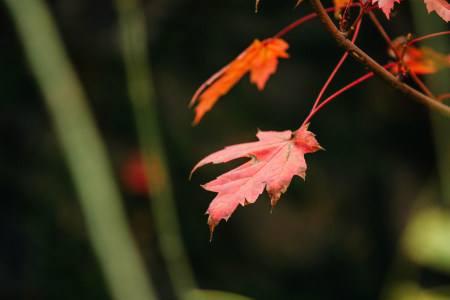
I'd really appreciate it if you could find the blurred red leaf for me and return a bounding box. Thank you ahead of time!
[389,36,450,75]
[121,152,149,195]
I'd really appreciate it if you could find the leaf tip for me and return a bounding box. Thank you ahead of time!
[295,0,304,8]
[191,111,202,126]
[208,216,217,241]
[269,189,283,208]
[189,165,201,180]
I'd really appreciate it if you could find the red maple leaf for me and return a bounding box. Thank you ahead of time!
[372,0,449,21]
[191,124,322,237]
[190,38,289,125]
[423,0,450,22]
[372,0,401,19]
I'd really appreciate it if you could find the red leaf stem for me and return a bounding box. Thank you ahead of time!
[301,62,397,126]
[311,17,363,111]
[408,31,450,46]
[274,3,361,38]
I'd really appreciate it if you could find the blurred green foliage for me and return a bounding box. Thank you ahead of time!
[403,207,450,273]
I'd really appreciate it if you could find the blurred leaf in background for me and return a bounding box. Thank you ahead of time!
[403,207,450,273]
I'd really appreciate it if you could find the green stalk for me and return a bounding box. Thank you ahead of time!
[410,4,450,202]
[3,0,156,299]
[381,8,450,300]
[113,0,198,299]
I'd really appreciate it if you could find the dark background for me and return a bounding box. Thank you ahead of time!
[1,0,449,299]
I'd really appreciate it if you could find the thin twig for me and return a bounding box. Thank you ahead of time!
[302,62,396,125]
[305,73,374,124]
[312,17,363,111]
[409,70,434,98]
[308,0,450,117]
[408,31,450,46]
[437,93,450,102]
[368,11,401,59]
[368,13,436,97]
[274,3,361,38]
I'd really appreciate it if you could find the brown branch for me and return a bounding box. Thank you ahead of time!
[308,0,450,117]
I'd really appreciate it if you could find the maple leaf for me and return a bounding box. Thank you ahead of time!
[190,38,289,125]
[191,124,322,237]
[423,0,450,22]
[389,36,450,74]
[402,47,450,74]
[372,0,401,19]
[372,0,449,21]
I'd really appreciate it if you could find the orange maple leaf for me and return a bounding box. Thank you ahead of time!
[389,36,450,75]
[403,47,450,74]
[190,38,289,125]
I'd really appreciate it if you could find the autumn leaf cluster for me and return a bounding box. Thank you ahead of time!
[190,0,450,237]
